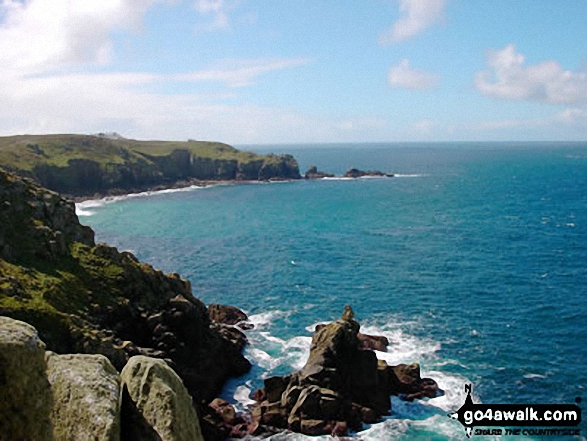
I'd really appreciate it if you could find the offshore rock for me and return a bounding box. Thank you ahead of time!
[46,352,121,441]
[120,355,203,441]
[250,307,441,436]
[0,316,53,441]
[304,165,334,179]
[342,168,393,178]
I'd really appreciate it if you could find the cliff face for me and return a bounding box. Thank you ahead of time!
[0,135,301,196]
[0,168,250,402]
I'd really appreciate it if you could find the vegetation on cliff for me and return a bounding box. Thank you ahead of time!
[0,134,301,196]
[0,168,250,405]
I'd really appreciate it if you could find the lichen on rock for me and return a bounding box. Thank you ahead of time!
[0,316,53,441]
[46,352,121,441]
[120,355,204,441]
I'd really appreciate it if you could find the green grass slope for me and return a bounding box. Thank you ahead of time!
[0,134,300,196]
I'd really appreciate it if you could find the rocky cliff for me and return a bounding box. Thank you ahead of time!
[0,134,301,197]
[0,168,250,406]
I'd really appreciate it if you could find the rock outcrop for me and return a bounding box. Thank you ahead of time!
[343,168,394,178]
[0,317,53,441]
[121,356,204,441]
[249,308,441,436]
[46,352,121,441]
[304,165,334,179]
[0,168,250,406]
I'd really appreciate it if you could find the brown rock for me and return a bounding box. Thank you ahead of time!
[208,304,249,326]
[300,419,332,436]
[357,332,389,351]
[209,398,239,425]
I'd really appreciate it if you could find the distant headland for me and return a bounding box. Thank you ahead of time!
[0,133,302,198]
[0,134,395,201]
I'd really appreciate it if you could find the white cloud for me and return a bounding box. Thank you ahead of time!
[194,0,234,32]
[335,117,387,131]
[379,0,446,45]
[411,118,437,135]
[553,108,587,125]
[0,0,162,74]
[0,0,314,143]
[468,108,587,134]
[172,58,311,87]
[475,44,587,105]
[388,59,439,90]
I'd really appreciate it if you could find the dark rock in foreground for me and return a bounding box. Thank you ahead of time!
[343,168,394,178]
[249,307,441,437]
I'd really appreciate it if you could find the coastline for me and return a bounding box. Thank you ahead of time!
[71,170,399,205]
[70,177,299,204]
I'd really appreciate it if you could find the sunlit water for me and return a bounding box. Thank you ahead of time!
[78,143,587,440]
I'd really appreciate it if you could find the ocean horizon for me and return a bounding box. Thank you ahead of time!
[77,142,587,440]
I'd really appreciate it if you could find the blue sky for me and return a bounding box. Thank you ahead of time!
[1,0,587,144]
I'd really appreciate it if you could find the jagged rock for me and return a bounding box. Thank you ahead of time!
[46,352,121,441]
[315,322,389,352]
[388,363,443,401]
[208,304,252,330]
[304,165,334,179]
[357,332,389,351]
[120,355,203,441]
[0,316,53,441]
[249,307,441,436]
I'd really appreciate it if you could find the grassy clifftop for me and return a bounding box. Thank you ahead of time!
[0,134,300,196]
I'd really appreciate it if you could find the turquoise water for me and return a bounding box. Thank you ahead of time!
[78,143,587,440]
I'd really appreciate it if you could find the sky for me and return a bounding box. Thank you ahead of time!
[1,0,587,145]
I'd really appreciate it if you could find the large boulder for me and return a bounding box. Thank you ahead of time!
[0,316,53,441]
[46,352,121,441]
[120,355,204,441]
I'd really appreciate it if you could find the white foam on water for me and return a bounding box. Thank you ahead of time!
[393,173,427,178]
[248,310,287,329]
[360,322,441,366]
[75,206,96,217]
[523,373,547,379]
[234,384,257,407]
[74,184,204,216]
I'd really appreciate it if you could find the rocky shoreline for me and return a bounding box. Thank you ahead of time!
[0,168,439,440]
[73,165,395,204]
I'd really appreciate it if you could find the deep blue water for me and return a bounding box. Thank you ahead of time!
[78,143,587,440]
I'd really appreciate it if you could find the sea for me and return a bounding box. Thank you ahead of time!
[77,142,587,440]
